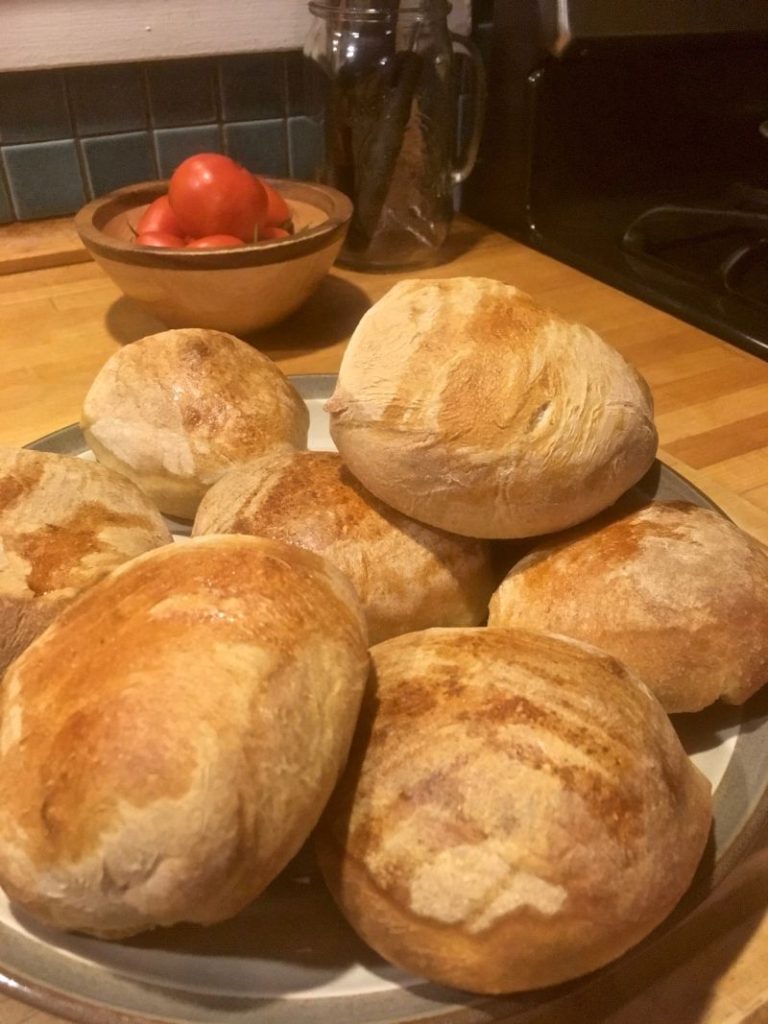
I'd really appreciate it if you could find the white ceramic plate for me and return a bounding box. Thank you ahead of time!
[3,373,768,1024]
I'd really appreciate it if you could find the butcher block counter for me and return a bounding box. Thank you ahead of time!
[1,215,768,1024]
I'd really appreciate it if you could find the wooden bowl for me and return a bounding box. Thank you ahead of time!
[75,179,353,335]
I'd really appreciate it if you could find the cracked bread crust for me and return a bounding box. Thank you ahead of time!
[316,627,711,994]
[0,535,368,938]
[326,277,657,539]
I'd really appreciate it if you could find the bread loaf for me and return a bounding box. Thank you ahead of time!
[488,500,768,713]
[193,450,497,643]
[0,447,171,677]
[326,277,657,538]
[81,328,309,520]
[0,535,368,938]
[316,627,711,994]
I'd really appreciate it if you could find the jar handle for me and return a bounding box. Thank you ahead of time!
[450,33,488,185]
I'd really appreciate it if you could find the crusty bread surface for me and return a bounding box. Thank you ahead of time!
[193,450,498,643]
[488,500,768,713]
[326,277,658,538]
[0,535,368,938]
[316,627,712,994]
[0,447,171,676]
[81,328,309,519]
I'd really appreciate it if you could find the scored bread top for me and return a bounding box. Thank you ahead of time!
[488,499,768,712]
[193,450,497,643]
[0,534,368,938]
[0,447,172,673]
[81,328,309,517]
[326,278,658,538]
[0,447,171,599]
[316,626,711,994]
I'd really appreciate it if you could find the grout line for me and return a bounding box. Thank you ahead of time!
[141,62,161,179]
[281,53,293,177]
[215,58,227,155]
[62,67,93,201]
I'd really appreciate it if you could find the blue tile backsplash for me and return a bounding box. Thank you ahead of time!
[68,65,149,137]
[0,70,72,144]
[224,120,289,179]
[219,54,287,123]
[154,125,223,179]
[0,51,325,222]
[146,59,218,129]
[81,132,157,197]
[3,141,86,219]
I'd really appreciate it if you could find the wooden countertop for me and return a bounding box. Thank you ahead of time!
[1,215,768,1024]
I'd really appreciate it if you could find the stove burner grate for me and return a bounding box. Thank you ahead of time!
[622,187,768,309]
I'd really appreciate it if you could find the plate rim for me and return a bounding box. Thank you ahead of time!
[5,370,768,1024]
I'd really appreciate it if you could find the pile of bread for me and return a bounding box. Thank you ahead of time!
[0,277,766,997]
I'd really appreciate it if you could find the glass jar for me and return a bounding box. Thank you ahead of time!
[304,0,486,271]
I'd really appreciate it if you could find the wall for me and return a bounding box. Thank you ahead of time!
[0,1,470,71]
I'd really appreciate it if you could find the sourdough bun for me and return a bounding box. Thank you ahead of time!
[0,447,171,676]
[316,627,711,994]
[81,328,309,519]
[0,535,368,938]
[488,500,768,713]
[193,450,497,643]
[326,277,657,538]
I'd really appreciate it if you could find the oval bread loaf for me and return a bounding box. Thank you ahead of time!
[488,500,768,713]
[193,450,498,643]
[81,328,309,520]
[316,627,712,994]
[0,447,172,676]
[326,277,658,538]
[0,535,368,938]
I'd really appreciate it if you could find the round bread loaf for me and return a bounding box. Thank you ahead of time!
[0,447,171,677]
[326,277,658,538]
[193,450,498,644]
[488,500,768,713]
[316,627,712,994]
[0,535,368,938]
[81,328,309,520]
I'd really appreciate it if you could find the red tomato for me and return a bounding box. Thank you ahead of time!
[136,195,184,237]
[260,224,290,240]
[261,179,291,227]
[168,153,268,241]
[186,234,246,249]
[135,231,186,248]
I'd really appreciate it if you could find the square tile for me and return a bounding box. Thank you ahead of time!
[219,53,286,122]
[286,50,326,118]
[287,115,325,181]
[154,125,222,178]
[68,64,147,136]
[0,171,14,223]
[224,120,288,177]
[3,141,85,219]
[82,132,156,197]
[0,70,71,143]
[147,59,217,128]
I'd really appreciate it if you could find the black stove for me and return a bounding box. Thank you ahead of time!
[464,2,768,360]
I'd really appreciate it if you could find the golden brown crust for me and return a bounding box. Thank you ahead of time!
[0,535,368,938]
[193,450,498,643]
[488,500,768,713]
[81,328,309,519]
[0,447,172,676]
[326,278,658,538]
[315,627,712,994]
